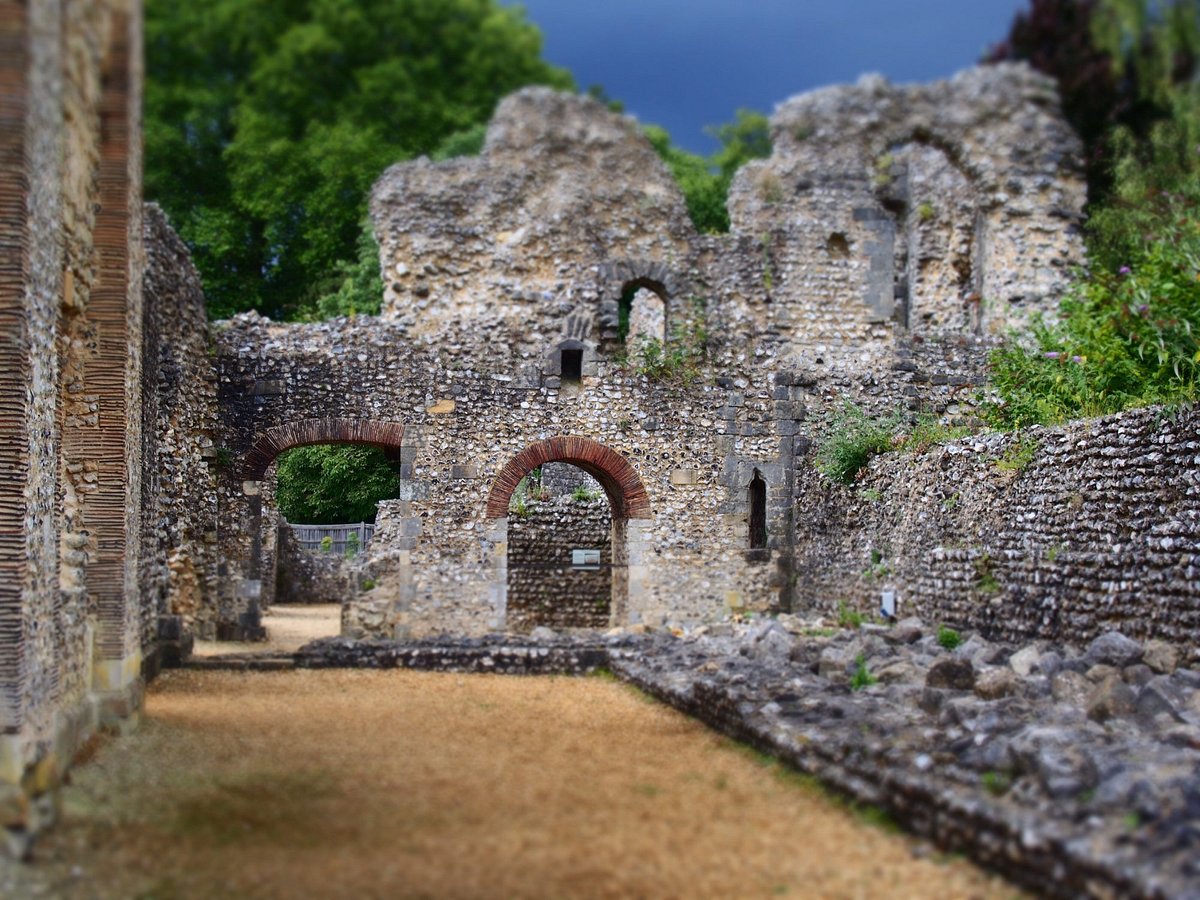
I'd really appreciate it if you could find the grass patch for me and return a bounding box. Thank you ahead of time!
[994,437,1039,473]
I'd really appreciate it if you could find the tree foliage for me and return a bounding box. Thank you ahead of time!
[643,109,771,234]
[987,0,1198,200]
[983,1,1200,428]
[145,0,572,320]
[275,445,399,524]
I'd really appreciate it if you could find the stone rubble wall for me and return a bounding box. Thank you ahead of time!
[139,203,219,656]
[370,69,1084,404]
[274,523,357,605]
[793,405,1200,661]
[731,64,1086,355]
[216,313,797,638]
[506,495,613,631]
[0,0,150,856]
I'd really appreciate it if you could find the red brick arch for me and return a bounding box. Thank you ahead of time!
[241,418,406,480]
[486,436,651,519]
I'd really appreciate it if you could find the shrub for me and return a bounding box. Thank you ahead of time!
[902,416,973,454]
[319,535,333,552]
[850,655,878,691]
[936,626,962,650]
[837,601,865,630]
[571,485,597,503]
[994,437,1039,473]
[814,403,904,484]
[982,88,1200,429]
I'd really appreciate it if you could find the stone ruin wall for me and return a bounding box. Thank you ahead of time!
[139,203,220,658]
[507,494,613,632]
[0,0,160,850]
[209,66,1091,642]
[373,67,1086,423]
[793,404,1200,662]
[215,313,797,637]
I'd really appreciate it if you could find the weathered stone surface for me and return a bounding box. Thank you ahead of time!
[1051,670,1093,707]
[1008,644,1042,678]
[1086,676,1136,722]
[974,667,1018,700]
[1085,632,1145,669]
[926,657,975,691]
[1143,639,1180,675]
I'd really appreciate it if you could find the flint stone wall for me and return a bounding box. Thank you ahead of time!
[0,0,150,854]
[794,405,1200,661]
[274,523,356,605]
[215,313,796,638]
[506,495,613,631]
[140,203,219,651]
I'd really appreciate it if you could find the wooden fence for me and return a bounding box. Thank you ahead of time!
[288,521,375,556]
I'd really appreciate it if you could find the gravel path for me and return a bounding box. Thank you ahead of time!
[192,603,341,656]
[6,669,1021,899]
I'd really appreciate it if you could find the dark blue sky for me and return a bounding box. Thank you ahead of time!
[505,0,1030,154]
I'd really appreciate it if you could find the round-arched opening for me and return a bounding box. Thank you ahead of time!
[485,435,650,520]
[618,277,668,346]
[506,463,613,631]
[487,436,650,631]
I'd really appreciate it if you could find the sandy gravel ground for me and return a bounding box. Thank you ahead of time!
[4,670,1023,899]
[192,603,341,656]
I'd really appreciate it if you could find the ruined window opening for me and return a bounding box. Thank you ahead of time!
[618,280,667,345]
[826,233,850,258]
[561,348,583,383]
[748,469,767,550]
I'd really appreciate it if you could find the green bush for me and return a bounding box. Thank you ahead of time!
[814,404,904,485]
[643,109,771,234]
[983,87,1200,429]
[936,626,962,651]
[276,444,398,524]
[837,601,864,630]
[850,655,878,691]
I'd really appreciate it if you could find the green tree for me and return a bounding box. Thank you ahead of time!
[987,0,1198,201]
[643,109,771,234]
[145,0,573,320]
[275,445,399,523]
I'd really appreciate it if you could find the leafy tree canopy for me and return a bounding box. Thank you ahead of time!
[644,109,771,234]
[987,0,1198,201]
[275,445,399,524]
[983,0,1200,428]
[145,0,573,320]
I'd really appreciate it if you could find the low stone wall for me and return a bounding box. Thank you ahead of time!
[507,495,612,631]
[273,523,356,605]
[295,634,610,674]
[793,405,1200,662]
[610,621,1199,900]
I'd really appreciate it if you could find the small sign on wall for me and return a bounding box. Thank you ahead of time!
[572,549,601,570]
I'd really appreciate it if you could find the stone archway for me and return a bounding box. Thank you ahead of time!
[222,418,407,640]
[485,435,650,519]
[241,418,406,480]
[485,436,650,630]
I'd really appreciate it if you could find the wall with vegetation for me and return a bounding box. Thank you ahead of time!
[794,404,1200,662]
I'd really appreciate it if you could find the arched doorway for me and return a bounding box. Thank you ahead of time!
[485,436,651,630]
[222,418,406,640]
